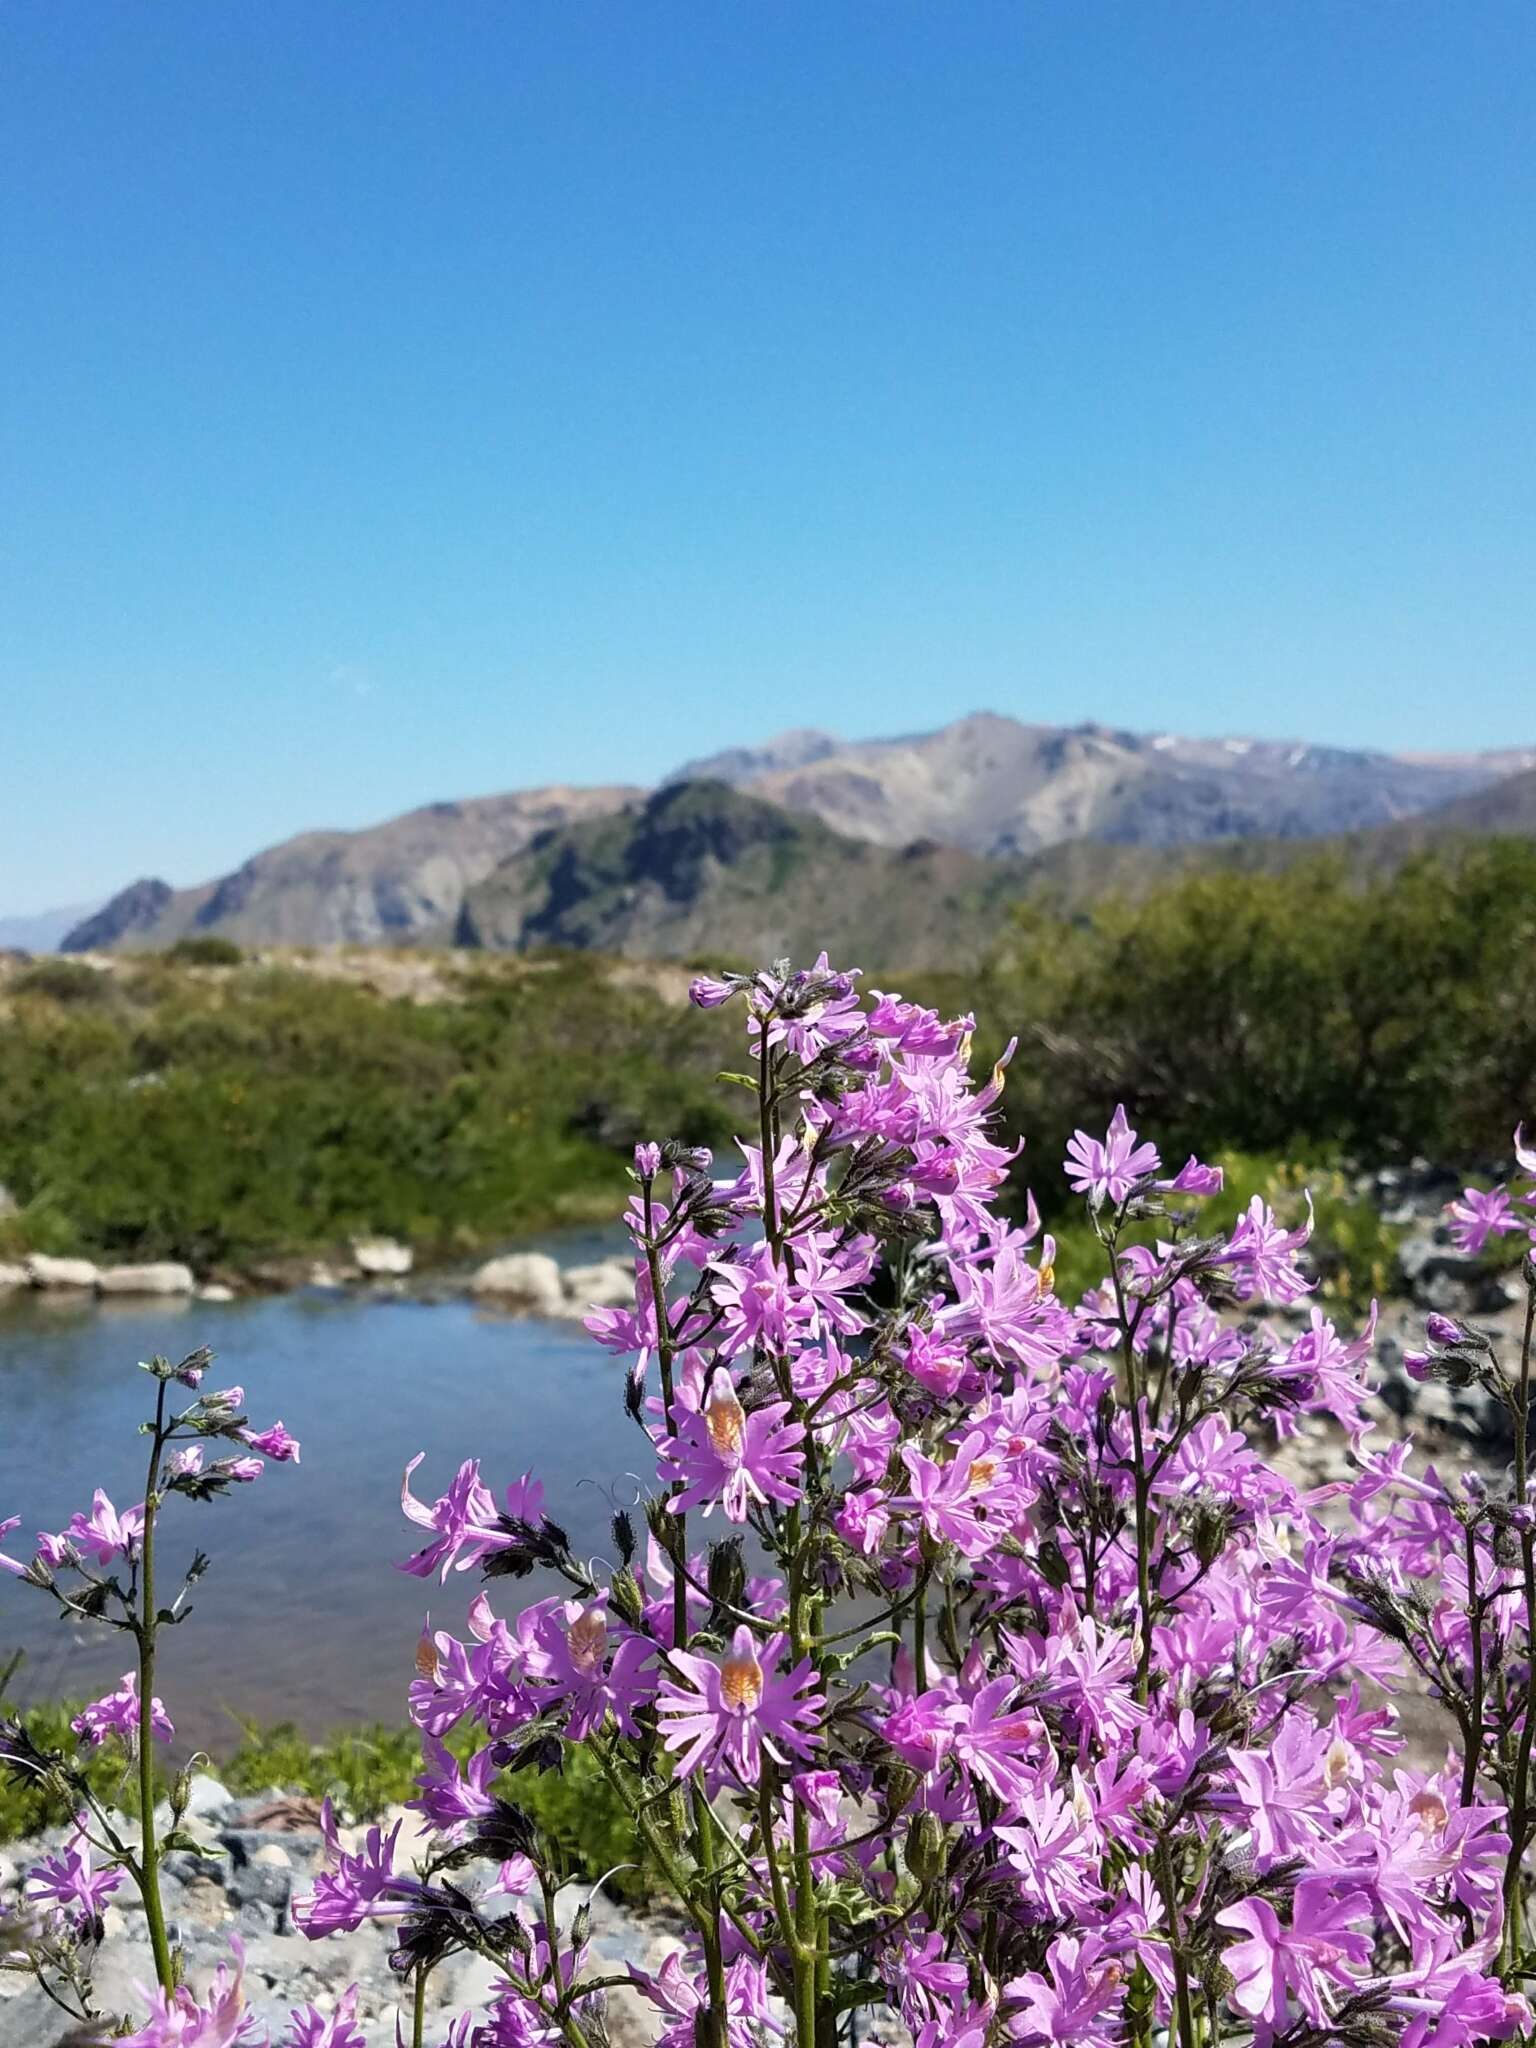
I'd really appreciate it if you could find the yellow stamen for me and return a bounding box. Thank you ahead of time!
[720,1647,764,1711]
[705,1380,746,1457]
[567,1609,609,1676]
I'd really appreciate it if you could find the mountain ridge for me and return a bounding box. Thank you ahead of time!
[60,712,1535,955]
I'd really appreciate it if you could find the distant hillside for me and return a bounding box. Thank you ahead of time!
[457,781,1034,973]
[63,787,640,952]
[688,712,1534,857]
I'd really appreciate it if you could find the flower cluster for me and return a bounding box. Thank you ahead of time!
[274,957,1536,2048]
[8,959,1536,2048]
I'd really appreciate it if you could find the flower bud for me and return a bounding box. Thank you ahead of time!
[904,1810,947,1884]
[609,1567,645,1629]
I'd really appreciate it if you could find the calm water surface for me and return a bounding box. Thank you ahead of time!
[0,1286,647,1750]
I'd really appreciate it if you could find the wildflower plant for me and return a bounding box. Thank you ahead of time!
[6,955,1536,2048]
[0,1350,326,2039]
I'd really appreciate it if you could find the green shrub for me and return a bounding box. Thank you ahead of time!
[10,959,113,1005]
[164,935,244,967]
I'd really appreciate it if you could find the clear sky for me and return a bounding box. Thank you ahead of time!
[2,2,1533,911]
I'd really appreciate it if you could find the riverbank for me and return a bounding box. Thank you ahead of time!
[0,1235,636,1319]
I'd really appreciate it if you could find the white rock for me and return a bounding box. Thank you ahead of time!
[25,1252,99,1289]
[561,1257,633,1311]
[197,1283,236,1303]
[251,1842,291,1868]
[0,1264,27,1291]
[470,1251,565,1313]
[308,1261,345,1289]
[184,1772,235,1821]
[352,1235,413,1277]
[97,1261,195,1296]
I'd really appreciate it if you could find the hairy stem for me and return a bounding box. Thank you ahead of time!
[136,1378,174,1993]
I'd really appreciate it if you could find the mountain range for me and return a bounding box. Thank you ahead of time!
[46,712,1536,968]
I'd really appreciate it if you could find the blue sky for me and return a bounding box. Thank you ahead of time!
[2,2,1533,910]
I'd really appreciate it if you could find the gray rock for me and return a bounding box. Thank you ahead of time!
[1397,1234,1514,1316]
[560,1257,633,1313]
[24,1252,99,1289]
[185,1775,236,1823]
[97,1260,195,1296]
[470,1251,565,1312]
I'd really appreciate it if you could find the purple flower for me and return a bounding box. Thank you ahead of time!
[658,1368,805,1523]
[293,1802,416,1937]
[279,1987,368,2048]
[72,1671,174,1749]
[628,1951,772,2048]
[896,1436,997,1560]
[411,1736,498,1840]
[118,1937,262,2045]
[23,1813,122,1928]
[398,1455,542,1581]
[1446,1184,1516,1256]
[1216,1880,1372,2031]
[62,1487,145,1567]
[658,1624,821,1783]
[1223,1194,1313,1304]
[1005,1933,1126,2048]
[1159,1153,1224,1195]
[1064,1105,1161,1207]
[212,1455,265,1484]
[688,974,737,1008]
[241,1420,301,1463]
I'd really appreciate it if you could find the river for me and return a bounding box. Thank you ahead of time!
[0,1281,648,1753]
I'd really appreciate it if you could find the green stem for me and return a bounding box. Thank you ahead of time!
[1153,1841,1199,2048]
[412,1965,427,2048]
[1502,1282,1536,1963]
[137,1378,174,1993]
[692,1779,728,2048]
[1463,1518,1486,1809]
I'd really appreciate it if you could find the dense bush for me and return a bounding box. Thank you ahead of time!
[0,955,734,1265]
[947,839,1536,1209]
[163,935,244,967]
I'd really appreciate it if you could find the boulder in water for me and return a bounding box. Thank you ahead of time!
[470,1251,565,1313]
